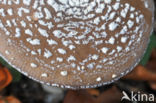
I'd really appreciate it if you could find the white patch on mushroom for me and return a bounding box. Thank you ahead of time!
[56,57,63,62]
[93,17,100,25]
[11,19,17,26]
[18,7,30,17]
[92,54,99,60]
[23,0,31,6]
[108,37,115,44]
[144,1,149,8]
[38,28,49,37]
[109,22,118,31]
[0,8,6,17]
[127,20,134,29]
[87,63,94,69]
[130,13,134,19]
[41,73,48,77]
[37,49,42,55]
[69,45,76,50]
[121,37,128,43]
[38,20,54,29]
[5,50,10,55]
[109,12,116,20]
[60,71,68,76]
[53,30,64,38]
[26,38,40,45]
[6,20,12,27]
[112,74,117,78]
[15,28,21,38]
[30,63,37,68]
[113,2,120,10]
[25,29,33,36]
[120,3,130,18]
[104,0,111,4]
[130,6,135,11]
[117,46,122,52]
[101,47,109,54]
[47,39,58,45]
[51,60,55,64]
[20,20,26,28]
[116,17,121,22]
[7,8,13,16]
[96,77,102,82]
[57,48,66,55]
[33,11,44,19]
[67,55,76,62]
[44,8,52,19]
[31,51,37,55]
[81,66,85,70]
[44,49,52,58]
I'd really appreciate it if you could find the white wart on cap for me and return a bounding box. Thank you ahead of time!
[0,0,154,89]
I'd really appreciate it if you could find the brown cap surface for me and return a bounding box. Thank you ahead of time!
[0,0,154,89]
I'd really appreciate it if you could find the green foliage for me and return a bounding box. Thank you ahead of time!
[0,57,21,82]
[8,67,21,82]
[140,33,156,65]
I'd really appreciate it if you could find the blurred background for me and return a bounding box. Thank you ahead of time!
[0,1,156,103]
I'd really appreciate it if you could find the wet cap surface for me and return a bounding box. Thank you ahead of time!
[0,0,154,89]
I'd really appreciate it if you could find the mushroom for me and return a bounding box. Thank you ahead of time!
[0,0,154,89]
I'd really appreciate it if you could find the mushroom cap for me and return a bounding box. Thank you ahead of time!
[0,0,154,89]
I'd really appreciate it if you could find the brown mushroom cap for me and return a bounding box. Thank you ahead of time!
[0,0,154,89]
